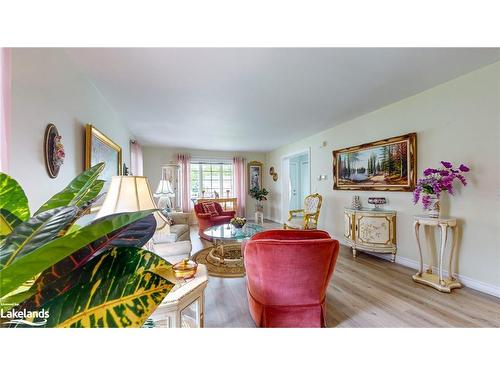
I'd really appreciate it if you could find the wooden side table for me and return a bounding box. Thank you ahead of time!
[412,215,462,293]
[197,197,238,212]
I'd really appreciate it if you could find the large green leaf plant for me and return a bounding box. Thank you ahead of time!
[0,163,175,328]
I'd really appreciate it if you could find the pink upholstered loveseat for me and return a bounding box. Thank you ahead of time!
[194,201,236,240]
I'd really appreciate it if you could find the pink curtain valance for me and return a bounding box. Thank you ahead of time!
[233,156,246,217]
[177,153,191,212]
[130,140,143,176]
[0,48,11,173]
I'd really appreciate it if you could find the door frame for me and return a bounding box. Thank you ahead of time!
[280,148,311,223]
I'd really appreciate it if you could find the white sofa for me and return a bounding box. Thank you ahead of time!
[153,240,192,264]
[151,212,192,264]
[153,212,190,243]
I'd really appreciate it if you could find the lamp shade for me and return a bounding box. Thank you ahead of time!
[95,176,168,230]
[154,179,174,196]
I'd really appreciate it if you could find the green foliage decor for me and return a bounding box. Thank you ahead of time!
[249,187,269,202]
[0,174,30,238]
[0,163,175,328]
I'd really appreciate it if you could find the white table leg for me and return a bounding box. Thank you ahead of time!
[424,226,435,273]
[438,223,448,286]
[448,225,459,281]
[414,220,423,276]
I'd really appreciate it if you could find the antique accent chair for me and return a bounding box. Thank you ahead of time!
[243,229,340,328]
[194,201,236,240]
[283,193,323,230]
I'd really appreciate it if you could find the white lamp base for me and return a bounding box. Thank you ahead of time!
[157,195,172,210]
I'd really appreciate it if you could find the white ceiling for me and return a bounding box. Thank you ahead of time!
[66,48,500,152]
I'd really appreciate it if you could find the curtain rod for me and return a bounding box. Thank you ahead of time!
[191,156,233,162]
[190,161,232,165]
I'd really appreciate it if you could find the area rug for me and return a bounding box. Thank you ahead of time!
[192,243,245,278]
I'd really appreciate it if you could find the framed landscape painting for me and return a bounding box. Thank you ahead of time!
[85,124,122,209]
[332,133,416,191]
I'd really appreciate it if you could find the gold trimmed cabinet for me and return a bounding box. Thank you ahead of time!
[344,208,397,262]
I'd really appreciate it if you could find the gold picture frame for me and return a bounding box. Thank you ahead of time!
[85,124,122,211]
[248,160,263,190]
[332,132,417,191]
[85,124,122,174]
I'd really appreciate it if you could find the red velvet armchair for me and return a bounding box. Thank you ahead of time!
[194,202,236,240]
[243,230,340,328]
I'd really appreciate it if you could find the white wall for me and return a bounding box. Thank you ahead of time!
[10,48,132,212]
[265,62,500,290]
[143,146,266,218]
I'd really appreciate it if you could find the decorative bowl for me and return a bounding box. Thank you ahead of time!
[172,258,198,279]
[368,197,387,210]
[230,217,247,228]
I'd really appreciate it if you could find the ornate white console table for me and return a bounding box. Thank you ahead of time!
[148,264,208,327]
[344,208,397,262]
[412,216,462,293]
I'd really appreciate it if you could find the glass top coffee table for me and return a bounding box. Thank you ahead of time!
[203,223,263,264]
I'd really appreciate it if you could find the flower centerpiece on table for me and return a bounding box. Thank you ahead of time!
[413,161,470,218]
[230,217,247,228]
[249,187,269,213]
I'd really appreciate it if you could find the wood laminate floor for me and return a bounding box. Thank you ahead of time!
[190,223,500,328]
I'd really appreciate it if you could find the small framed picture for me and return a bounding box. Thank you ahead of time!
[248,160,263,190]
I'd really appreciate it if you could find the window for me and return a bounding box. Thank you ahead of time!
[190,161,233,199]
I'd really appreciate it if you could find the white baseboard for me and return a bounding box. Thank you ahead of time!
[267,217,281,224]
[247,216,280,223]
[339,239,500,298]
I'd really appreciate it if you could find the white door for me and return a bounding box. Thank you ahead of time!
[281,150,310,223]
[300,158,310,204]
[289,160,300,210]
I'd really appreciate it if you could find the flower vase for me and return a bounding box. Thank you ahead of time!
[255,202,264,213]
[427,195,440,218]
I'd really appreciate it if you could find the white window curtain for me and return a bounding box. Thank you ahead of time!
[233,156,246,217]
[130,140,143,176]
[177,153,191,212]
[0,48,11,173]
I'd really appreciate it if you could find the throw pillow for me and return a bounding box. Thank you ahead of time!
[165,215,174,226]
[202,202,218,217]
[160,210,174,225]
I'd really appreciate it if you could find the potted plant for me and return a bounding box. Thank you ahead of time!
[0,163,176,328]
[413,161,470,218]
[249,187,269,213]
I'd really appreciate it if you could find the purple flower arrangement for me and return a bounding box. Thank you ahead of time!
[413,161,470,210]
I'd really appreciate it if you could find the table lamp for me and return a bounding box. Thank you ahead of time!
[154,178,175,210]
[95,176,168,230]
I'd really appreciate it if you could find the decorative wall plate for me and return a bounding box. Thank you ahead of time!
[44,123,65,178]
[269,166,278,181]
